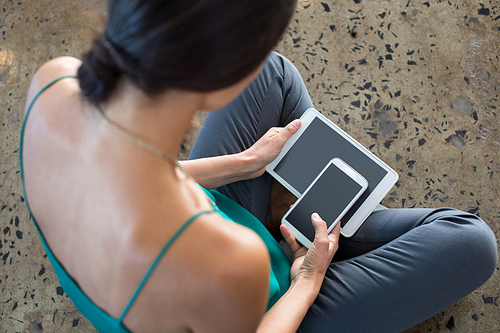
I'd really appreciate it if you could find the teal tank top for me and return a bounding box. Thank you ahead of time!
[19,76,291,332]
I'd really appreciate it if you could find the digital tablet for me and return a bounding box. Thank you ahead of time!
[282,158,368,248]
[266,108,398,237]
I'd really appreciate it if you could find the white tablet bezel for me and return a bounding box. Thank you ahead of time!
[266,108,398,237]
[282,158,368,248]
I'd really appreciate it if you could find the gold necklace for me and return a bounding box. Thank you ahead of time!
[94,104,218,210]
[94,105,194,182]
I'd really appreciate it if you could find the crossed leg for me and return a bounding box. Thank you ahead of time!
[189,52,497,332]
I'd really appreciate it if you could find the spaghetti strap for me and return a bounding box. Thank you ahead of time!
[19,73,291,332]
[23,75,77,124]
[20,75,76,219]
[19,75,222,332]
[118,209,215,322]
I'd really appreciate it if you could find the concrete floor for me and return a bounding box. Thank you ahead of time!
[1,0,498,331]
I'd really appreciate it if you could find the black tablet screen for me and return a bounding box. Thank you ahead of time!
[274,117,387,225]
[285,162,364,242]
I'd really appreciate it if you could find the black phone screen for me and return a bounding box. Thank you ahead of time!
[285,162,364,243]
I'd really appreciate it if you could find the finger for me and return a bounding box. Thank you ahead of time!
[283,119,301,138]
[311,213,330,249]
[280,224,303,254]
[330,220,341,237]
[311,213,328,238]
[328,221,341,253]
[273,120,301,142]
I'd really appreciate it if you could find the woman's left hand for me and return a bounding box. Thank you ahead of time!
[242,119,301,179]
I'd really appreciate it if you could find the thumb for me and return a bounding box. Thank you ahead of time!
[281,119,301,139]
[311,213,329,249]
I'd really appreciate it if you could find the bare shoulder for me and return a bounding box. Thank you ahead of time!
[26,57,82,112]
[34,57,81,82]
[134,211,272,333]
[186,213,271,333]
[191,214,270,332]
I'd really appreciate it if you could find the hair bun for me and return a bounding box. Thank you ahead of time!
[78,0,296,104]
[77,34,122,105]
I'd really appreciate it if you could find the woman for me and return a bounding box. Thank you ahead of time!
[20,0,497,332]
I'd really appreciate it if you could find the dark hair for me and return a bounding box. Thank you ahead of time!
[78,0,297,105]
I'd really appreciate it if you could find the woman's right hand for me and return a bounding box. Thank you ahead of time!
[280,213,340,287]
[258,214,340,333]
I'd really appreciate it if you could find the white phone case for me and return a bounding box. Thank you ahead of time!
[281,158,368,248]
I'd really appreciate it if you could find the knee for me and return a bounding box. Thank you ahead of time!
[432,208,498,284]
[466,214,498,282]
[261,51,286,80]
[266,51,302,87]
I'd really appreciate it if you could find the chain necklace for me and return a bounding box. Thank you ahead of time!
[94,105,196,183]
[94,104,218,209]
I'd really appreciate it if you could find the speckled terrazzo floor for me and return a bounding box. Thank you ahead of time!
[1,0,498,332]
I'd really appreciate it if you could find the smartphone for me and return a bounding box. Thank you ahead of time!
[281,158,368,248]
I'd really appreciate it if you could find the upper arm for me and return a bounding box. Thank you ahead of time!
[191,225,271,333]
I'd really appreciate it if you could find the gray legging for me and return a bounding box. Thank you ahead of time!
[189,52,498,332]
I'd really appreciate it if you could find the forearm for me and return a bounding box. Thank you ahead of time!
[181,121,301,190]
[179,153,257,189]
[257,277,321,333]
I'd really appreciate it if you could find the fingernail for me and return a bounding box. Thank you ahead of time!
[291,119,301,128]
[312,212,320,219]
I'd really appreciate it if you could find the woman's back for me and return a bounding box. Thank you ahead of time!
[21,57,272,332]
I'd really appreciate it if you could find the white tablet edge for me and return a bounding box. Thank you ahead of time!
[341,169,398,237]
[266,109,318,197]
[266,108,399,237]
[282,220,312,248]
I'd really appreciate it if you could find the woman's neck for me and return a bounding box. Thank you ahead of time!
[101,79,205,158]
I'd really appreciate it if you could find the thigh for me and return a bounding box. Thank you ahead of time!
[335,207,431,261]
[189,52,313,223]
[298,208,498,333]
